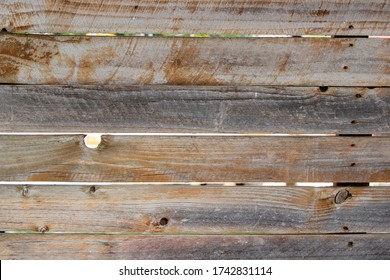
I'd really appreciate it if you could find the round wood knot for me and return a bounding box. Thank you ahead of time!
[334,189,352,204]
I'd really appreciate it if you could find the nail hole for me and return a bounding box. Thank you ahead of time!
[343,226,349,231]
[355,93,362,98]
[134,5,139,9]
[348,241,353,248]
[319,86,328,92]
[84,134,102,149]
[351,120,357,124]
[159,217,169,226]
[350,144,355,147]
[22,186,29,196]
[89,186,96,193]
[39,226,49,233]
[350,162,356,167]
[348,25,354,29]
[343,65,349,70]
[349,43,354,47]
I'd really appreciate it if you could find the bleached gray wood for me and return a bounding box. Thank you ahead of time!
[1,234,388,259]
[1,185,389,233]
[0,85,389,134]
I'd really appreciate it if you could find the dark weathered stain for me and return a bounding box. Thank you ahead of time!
[311,9,330,17]
[164,40,221,85]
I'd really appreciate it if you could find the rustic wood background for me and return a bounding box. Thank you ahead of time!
[0,0,389,259]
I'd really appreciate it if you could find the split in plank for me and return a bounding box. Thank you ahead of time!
[1,34,389,86]
[1,0,389,35]
[0,135,389,182]
[0,85,389,134]
[1,234,389,259]
[1,185,389,234]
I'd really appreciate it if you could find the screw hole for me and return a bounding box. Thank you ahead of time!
[349,43,354,47]
[350,162,356,167]
[84,134,102,149]
[343,226,349,231]
[134,5,139,9]
[351,120,357,124]
[319,86,328,92]
[350,144,355,147]
[343,65,349,70]
[355,93,362,98]
[89,186,96,193]
[159,217,169,226]
[348,25,354,29]
[348,241,354,248]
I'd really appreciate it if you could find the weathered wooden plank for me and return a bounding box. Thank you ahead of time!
[1,185,389,233]
[1,234,388,259]
[1,85,389,134]
[0,135,388,182]
[0,35,388,86]
[1,0,389,35]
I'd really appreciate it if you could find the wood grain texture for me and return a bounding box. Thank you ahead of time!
[1,0,389,35]
[1,234,389,259]
[0,135,389,182]
[1,185,389,233]
[1,34,388,86]
[1,85,389,134]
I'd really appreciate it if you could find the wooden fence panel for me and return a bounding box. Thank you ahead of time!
[1,0,389,35]
[1,185,389,234]
[0,135,388,182]
[0,85,389,134]
[1,35,389,86]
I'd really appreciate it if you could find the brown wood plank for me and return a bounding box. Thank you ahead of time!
[0,35,388,86]
[1,0,389,35]
[1,234,388,259]
[0,135,388,182]
[1,185,389,234]
[1,85,389,134]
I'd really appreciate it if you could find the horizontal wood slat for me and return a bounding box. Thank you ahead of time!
[1,234,388,259]
[1,185,389,234]
[1,0,389,35]
[1,35,388,86]
[0,135,388,182]
[1,85,389,134]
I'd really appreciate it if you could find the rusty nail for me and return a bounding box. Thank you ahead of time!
[335,189,351,204]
